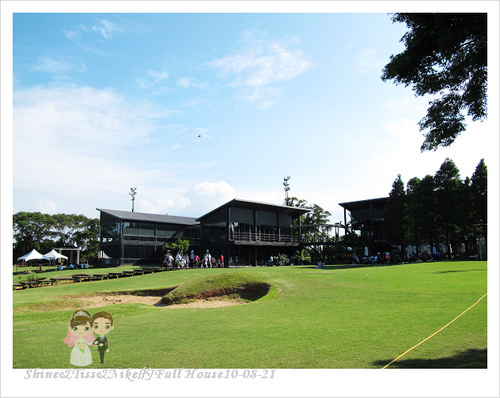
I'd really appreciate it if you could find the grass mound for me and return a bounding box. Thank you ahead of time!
[161,272,276,305]
[13,297,96,313]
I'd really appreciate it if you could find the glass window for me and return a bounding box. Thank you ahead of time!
[141,222,156,236]
[256,210,278,227]
[229,208,254,224]
[123,222,140,235]
[279,213,293,227]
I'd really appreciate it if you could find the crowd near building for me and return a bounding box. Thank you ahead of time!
[98,195,486,267]
[98,199,308,267]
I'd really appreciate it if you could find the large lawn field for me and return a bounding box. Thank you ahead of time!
[12,261,487,369]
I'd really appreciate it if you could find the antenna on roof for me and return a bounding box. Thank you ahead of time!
[283,176,290,205]
[129,187,137,212]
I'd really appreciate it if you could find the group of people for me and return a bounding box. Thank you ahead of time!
[163,250,225,269]
[268,254,287,266]
[403,249,442,263]
[352,251,392,265]
[57,263,89,271]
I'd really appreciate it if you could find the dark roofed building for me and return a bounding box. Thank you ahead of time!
[97,199,309,266]
[339,197,388,243]
[97,208,200,266]
[197,199,309,267]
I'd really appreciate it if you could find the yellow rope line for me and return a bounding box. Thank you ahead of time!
[383,292,488,369]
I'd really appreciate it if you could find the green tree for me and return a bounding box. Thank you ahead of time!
[417,175,438,253]
[455,176,476,255]
[405,175,438,258]
[392,159,487,259]
[13,212,55,260]
[405,177,422,256]
[13,212,100,264]
[471,158,487,228]
[434,158,462,254]
[286,197,332,240]
[471,158,487,252]
[286,196,333,263]
[382,13,487,151]
[75,217,101,263]
[384,175,408,249]
[163,239,190,254]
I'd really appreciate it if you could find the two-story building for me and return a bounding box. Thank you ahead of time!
[97,199,309,266]
[339,197,388,243]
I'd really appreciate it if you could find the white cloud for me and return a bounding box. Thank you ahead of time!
[64,20,123,44]
[14,86,178,149]
[136,69,169,89]
[148,70,169,80]
[30,56,86,75]
[177,77,194,89]
[137,197,191,215]
[92,20,122,40]
[13,86,182,215]
[193,181,235,199]
[240,87,284,109]
[382,95,431,113]
[353,47,386,74]
[373,114,493,195]
[37,198,58,214]
[64,24,90,41]
[177,77,208,90]
[11,85,232,218]
[128,182,236,218]
[208,32,312,107]
[382,118,423,145]
[210,39,311,86]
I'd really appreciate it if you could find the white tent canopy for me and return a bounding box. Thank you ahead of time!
[17,249,50,262]
[98,250,111,259]
[44,249,68,260]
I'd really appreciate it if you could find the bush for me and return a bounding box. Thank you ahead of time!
[161,273,274,305]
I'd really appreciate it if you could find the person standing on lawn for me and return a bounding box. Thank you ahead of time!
[91,311,114,364]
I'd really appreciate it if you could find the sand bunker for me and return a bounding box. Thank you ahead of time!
[84,294,245,309]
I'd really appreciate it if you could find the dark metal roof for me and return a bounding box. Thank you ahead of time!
[97,208,199,225]
[338,197,388,211]
[196,198,309,221]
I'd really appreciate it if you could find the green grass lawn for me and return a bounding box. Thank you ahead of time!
[12,261,487,369]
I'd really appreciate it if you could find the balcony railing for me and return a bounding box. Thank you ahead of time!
[232,232,298,244]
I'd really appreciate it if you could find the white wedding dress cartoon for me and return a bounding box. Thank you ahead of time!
[70,338,92,366]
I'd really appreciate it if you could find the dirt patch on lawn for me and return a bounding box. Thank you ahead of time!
[84,294,246,309]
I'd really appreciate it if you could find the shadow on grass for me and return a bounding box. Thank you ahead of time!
[302,264,397,271]
[434,269,486,274]
[301,264,487,273]
[373,348,487,368]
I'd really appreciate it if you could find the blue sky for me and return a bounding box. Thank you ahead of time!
[6,4,499,226]
[2,2,500,396]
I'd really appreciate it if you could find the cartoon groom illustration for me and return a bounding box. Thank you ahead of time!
[91,311,114,364]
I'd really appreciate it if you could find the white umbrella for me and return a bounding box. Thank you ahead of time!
[44,249,68,260]
[17,249,50,262]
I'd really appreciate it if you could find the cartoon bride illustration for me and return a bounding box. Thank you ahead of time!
[64,309,94,367]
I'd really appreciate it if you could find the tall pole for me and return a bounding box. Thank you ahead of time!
[129,187,137,212]
[283,176,290,205]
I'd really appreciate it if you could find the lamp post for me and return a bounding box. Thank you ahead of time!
[283,176,290,205]
[129,187,137,212]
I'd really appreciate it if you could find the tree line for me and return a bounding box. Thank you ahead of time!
[383,158,487,258]
[13,212,100,264]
